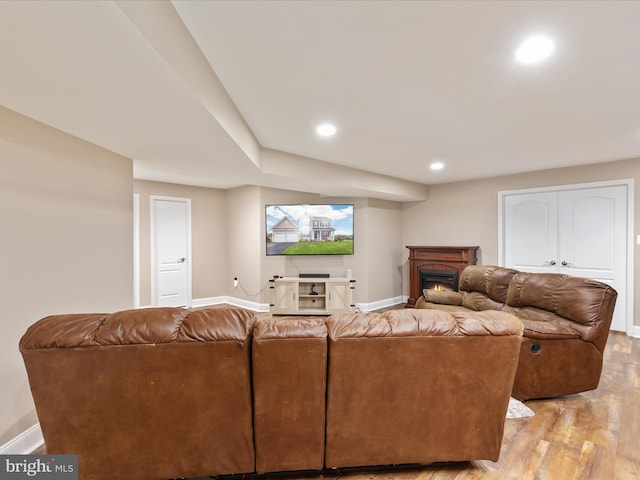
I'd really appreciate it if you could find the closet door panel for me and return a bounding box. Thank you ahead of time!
[503,191,558,273]
[559,186,627,331]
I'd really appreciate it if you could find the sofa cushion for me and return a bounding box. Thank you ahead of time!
[459,265,519,302]
[462,291,506,312]
[415,301,474,313]
[458,265,518,310]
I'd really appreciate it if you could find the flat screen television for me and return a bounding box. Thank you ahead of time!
[265,204,354,256]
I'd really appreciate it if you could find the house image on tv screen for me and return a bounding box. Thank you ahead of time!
[265,204,354,256]
[272,214,335,243]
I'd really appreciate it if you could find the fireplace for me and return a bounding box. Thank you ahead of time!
[420,269,459,292]
[405,246,479,307]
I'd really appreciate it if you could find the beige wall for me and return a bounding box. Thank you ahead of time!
[133,180,228,306]
[226,186,263,305]
[364,199,404,303]
[402,157,640,327]
[0,107,133,446]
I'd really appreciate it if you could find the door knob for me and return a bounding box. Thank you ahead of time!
[544,260,556,266]
[178,257,185,263]
[561,261,572,267]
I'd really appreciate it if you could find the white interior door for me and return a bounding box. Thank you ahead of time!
[558,186,627,331]
[503,191,558,273]
[500,181,632,333]
[151,196,192,307]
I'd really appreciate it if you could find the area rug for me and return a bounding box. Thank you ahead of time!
[506,397,535,419]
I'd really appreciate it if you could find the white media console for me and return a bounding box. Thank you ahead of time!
[269,277,356,315]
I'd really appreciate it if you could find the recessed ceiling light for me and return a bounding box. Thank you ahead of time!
[515,35,555,64]
[316,123,337,137]
[430,161,445,171]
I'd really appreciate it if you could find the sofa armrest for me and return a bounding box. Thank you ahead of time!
[520,318,581,340]
[422,288,463,305]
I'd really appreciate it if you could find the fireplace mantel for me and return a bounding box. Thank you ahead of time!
[405,246,479,307]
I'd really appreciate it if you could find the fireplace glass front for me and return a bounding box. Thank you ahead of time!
[419,269,459,292]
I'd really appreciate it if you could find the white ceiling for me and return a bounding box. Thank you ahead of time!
[2,0,640,201]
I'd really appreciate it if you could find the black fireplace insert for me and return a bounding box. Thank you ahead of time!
[419,269,459,292]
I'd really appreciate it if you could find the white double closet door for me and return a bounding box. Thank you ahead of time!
[499,181,632,333]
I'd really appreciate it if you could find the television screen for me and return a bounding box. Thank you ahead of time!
[266,204,354,255]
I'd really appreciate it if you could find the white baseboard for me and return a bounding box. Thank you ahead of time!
[190,296,228,308]
[632,324,640,338]
[358,296,406,312]
[192,296,269,312]
[137,297,270,312]
[0,423,43,455]
[194,296,408,313]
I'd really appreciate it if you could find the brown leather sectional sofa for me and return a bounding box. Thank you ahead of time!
[20,306,522,480]
[415,265,618,400]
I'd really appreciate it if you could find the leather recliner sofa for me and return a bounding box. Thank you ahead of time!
[415,265,618,400]
[20,306,522,480]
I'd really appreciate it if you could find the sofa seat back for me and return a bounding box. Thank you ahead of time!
[323,309,523,467]
[415,265,517,312]
[20,307,257,480]
[252,317,328,474]
[459,265,519,311]
[503,271,618,352]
